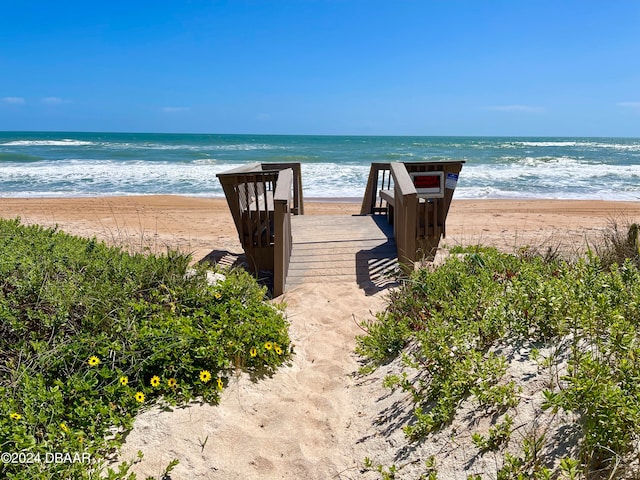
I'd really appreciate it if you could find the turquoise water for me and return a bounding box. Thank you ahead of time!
[1,132,639,200]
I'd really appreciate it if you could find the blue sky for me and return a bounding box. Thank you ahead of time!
[1,0,639,136]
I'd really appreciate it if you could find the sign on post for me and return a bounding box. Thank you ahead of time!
[410,171,444,198]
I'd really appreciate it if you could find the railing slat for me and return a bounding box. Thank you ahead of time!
[361,162,392,215]
[260,162,304,215]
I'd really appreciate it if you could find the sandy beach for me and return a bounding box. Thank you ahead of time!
[3,196,640,259]
[3,196,640,479]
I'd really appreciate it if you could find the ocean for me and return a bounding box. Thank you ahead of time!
[1,132,639,200]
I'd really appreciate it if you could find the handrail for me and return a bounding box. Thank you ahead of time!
[391,162,416,196]
[216,162,262,176]
[217,163,264,237]
[261,162,305,215]
[274,168,293,204]
[273,168,294,296]
[217,163,302,294]
[390,163,418,272]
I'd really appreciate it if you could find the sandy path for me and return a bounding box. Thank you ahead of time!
[116,282,389,479]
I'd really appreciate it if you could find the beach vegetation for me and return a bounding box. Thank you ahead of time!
[358,226,640,479]
[594,220,640,269]
[0,218,291,479]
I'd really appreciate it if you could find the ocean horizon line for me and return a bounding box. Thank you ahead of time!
[2,130,639,140]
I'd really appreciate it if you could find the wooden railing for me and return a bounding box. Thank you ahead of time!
[260,162,304,215]
[217,163,301,295]
[218,160,463,290]
[360,162,393,215]
[362,161,464,272]
[390,162,419,271]
[273,168,293,297]
[238,172,277,250]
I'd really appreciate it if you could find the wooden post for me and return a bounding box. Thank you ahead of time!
[273,168,294,297]
[390,162,418,272]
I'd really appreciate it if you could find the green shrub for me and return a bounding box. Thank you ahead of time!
[0,218,291,479]
[358,245,640,478]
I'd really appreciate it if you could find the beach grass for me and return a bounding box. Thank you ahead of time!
[357,224,640,479]
[0,218,291,479]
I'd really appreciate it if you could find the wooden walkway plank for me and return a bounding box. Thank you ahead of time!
[285,215,398,293]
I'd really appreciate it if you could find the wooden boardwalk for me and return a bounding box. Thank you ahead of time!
[285,215,398,294]
[216,161,464,296]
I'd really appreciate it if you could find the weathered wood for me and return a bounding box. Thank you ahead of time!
[385,161,464,271]
[217,163,303,277]
[391,162,418,272]
[236,172,277,271]
[379,189,395,223]
[285,215,397,291]
[260,163,304,215]
[219,160,463,295]
[360,163,393,215]
[217,163,261,235]
[273,168,293,297]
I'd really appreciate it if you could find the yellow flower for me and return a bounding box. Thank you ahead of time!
[167,378,177,388]
[135,392,145,403]
[88,356,101,366]
[150,375,161,387]
[264,342,273,351]
[217,378,224,390]
[199,370,212,383]
[275,345,283,355]
[250,347,257,357]
[60,422,69,433]
[119,376,128,386]
[214,293,222,299]
[10,412,21,420]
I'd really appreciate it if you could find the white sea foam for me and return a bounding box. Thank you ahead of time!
[192,159,219,165]
[512,141,590,147]
[1,139,94,147]
[508,140,640,151]
[1,134,639,200]
[467,160,640,181]
[102,142,282,151]
[3,157,638,201]
[453,186,640,201]
[0,160,234,196]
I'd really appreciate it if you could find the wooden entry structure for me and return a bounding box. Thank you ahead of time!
[361,161,465,269]
[217,160,463,295]
[216,163,304,296]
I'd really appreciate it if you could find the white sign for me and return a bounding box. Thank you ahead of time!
[445,173,459,190]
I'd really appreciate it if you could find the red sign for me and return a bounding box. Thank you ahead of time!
[413,175,441,189]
